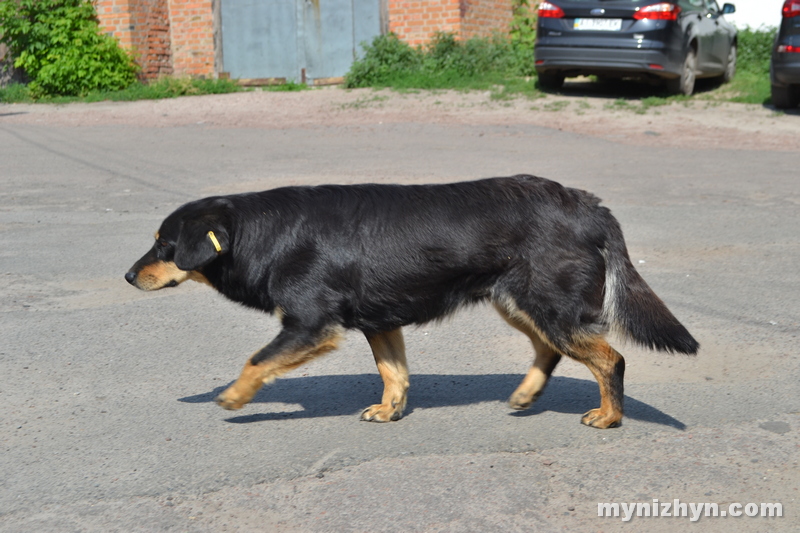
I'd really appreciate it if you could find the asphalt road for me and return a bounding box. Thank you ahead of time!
[1,109,798,531]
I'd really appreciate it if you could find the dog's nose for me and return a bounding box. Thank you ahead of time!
[124,271,137,285]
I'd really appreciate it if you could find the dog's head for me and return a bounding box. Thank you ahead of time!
[125,198,232,291]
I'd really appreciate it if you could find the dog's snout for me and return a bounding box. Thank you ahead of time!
[125,271,137,285]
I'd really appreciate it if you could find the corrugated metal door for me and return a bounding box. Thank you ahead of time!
[220,0,383,83]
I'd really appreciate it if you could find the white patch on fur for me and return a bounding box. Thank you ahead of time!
[601,246,621,333]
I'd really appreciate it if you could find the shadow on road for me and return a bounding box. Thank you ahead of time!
[179,374,685,430]
[543,76,726,101]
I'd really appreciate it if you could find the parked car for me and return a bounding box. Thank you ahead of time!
[771,0,800,108]
[534,1,738,95]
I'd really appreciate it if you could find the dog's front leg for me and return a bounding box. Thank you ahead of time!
[362,328,409,422]
[215,324,343,410]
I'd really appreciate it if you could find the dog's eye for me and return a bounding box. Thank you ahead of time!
[159,240,168,247]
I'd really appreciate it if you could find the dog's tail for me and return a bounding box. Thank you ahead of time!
[601,215,699,355]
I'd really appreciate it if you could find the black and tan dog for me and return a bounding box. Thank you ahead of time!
[125,175,698,428]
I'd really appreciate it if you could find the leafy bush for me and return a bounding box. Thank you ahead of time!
[509,0,537,76]
[736,27,776,75]
[0,0,139,97]
[345,33,423,87]
[345,32,533,89]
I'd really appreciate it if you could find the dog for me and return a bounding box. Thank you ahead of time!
[125,175,698,428]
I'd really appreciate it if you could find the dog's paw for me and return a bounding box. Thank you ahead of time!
[360,403,403,422]
[508,390,543,410]
[215,388,249,410]
[580,408,622,429]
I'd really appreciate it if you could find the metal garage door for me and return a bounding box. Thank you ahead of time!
[220,0,383,83]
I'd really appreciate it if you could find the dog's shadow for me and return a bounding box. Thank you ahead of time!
[178,374,686,430]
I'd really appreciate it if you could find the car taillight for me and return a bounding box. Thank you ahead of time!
[539,2,565,18]
[633,3,681,21]
[783,1,800,18]
[777,44,800,53]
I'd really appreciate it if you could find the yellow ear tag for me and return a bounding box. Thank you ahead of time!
[207,231,222,253]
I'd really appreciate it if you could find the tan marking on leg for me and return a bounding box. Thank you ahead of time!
[135,261,189,290]
[216,327,344,411]
[569,337,625,429]
[361,328,409,422]
[493,302,562,410]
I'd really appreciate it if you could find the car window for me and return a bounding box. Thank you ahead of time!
[678,0,704,9]
[704,0,720,14]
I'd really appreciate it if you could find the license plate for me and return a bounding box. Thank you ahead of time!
[573,18,622,31]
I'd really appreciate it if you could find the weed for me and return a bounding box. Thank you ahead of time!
[344,31,542,95]
[261,82,308,92]
[543,100,569,112]
[0,77,243,103]
[0,83,33,103]
[340,93,390,109]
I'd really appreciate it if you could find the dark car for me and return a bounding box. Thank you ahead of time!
[534,0,738,95]
[771,0,800,108]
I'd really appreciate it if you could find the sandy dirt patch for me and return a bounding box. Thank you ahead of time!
[2,85,798,152]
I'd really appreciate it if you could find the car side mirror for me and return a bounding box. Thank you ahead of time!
[722,3,735,15]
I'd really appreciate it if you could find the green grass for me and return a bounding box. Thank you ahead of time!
[344,28,778,110]
[0,76,311,103]
[0,82,32,103]
[0,28,778,108]
[703,70,771,105]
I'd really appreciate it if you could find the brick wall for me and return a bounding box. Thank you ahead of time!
[95,0,214,79]
[131,0,173,79]
[388,0,461,46]
[167,0,215,77]
[94,0,134,48]
[94,0,173,79]
[461,0,514,40]
[388,0,512,46]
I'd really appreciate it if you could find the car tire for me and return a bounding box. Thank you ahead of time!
[771,84,800,109]
[722,44,736,84]
[537,72,565,91]
[666,48,697,96]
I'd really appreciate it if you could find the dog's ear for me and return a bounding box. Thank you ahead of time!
[174,218,230,271]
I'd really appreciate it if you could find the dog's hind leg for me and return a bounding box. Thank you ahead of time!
[215,325,344,410]
[361,328,409,422]
[494,303,562,410]
[567,337,625,429]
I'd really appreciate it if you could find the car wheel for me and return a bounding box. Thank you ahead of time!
[537,72,565,91]
[722,44,736,84]
[666,48,697,96]
[771,84,800,109]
